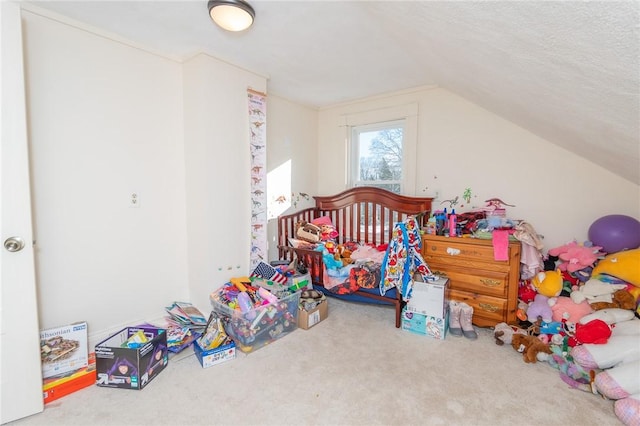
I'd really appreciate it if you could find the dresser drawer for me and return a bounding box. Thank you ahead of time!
[448,289,506,325]
[423,237,515,265]
[429,266,508,298]
[424,254,512,274]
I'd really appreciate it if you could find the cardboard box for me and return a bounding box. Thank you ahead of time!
[40,321,89,379]
[401,307,448,340]
[95,326,168,390]
[210,287,300,353]
[43,352,96,404]
[193,340,236,368]
[298,299,328,330]
[406,276,449,317]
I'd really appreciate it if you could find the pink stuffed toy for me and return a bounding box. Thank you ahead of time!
[548,240,604,273]
[549,295,593,323]
[311,216,339,241]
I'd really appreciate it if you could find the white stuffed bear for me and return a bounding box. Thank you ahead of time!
[571,318,640,426]
[570,278,627,304]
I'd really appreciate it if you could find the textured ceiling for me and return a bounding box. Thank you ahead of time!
[24,1,640,184]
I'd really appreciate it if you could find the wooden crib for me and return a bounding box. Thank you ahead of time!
[277,186,433,327]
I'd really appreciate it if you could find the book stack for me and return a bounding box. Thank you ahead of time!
[163,302,208,353]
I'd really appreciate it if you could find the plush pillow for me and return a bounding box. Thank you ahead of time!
[311,216,339,241]
[296,221,322,243]
[288,238,316,250]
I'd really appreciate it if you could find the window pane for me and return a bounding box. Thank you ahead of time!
[353,122,404,193]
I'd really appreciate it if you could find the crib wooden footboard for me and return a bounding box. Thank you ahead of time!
[277,187,433,328]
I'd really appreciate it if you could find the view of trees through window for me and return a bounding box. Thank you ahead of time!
[352,121,404,193]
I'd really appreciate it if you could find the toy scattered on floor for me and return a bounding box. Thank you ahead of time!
[501,225,640,425]
[493,322,528,345]
[588,214,640,254]
[511,334,553,363]
[570,318,640,426]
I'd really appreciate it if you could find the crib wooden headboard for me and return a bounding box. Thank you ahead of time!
[277,186,433,260]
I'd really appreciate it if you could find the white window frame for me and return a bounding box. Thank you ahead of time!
[349,120,406,191]
[341,103,418,195]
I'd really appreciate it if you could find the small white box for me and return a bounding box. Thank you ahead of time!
[194,340,236,368]
[406,276,448,317]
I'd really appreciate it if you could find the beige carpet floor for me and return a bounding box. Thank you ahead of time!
[9,298,621,426]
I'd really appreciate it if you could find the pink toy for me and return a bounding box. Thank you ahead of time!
[549,296,593,323]
[548,240,603,273]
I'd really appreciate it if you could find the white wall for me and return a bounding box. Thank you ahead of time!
[182,53,266,310]
[20,7,639,343]
[22,11,186,343]
[266,95,318,260]
[317,86,640,252]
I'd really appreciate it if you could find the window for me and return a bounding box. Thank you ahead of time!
[342,103,418,195]
[349,120,405,193]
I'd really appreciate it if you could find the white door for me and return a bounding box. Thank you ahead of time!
[0,2,45,423]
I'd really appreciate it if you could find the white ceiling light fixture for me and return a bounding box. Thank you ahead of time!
[208,0,255,32]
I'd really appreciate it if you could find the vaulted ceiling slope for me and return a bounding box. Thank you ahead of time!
[25,1,640,184]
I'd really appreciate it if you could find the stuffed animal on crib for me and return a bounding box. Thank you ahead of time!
[296,221,322,243]
[334,244,354,266]
[310,216,339,242]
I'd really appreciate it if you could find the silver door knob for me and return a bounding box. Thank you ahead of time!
[4,236,25,252]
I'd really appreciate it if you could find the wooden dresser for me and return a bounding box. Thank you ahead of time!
[421,234,521,328]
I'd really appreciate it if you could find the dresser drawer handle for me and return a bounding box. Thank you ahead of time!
[432,270,448,277]
[446,247,461,256]
[480,278,501,287]
[478,303,499,313]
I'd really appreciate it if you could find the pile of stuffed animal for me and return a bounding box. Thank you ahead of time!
[494,243,640,426]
